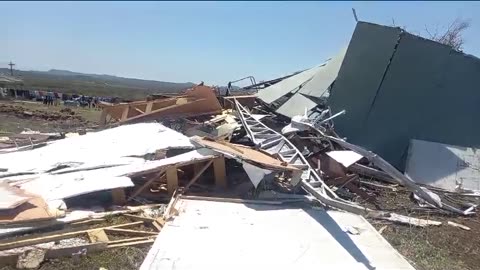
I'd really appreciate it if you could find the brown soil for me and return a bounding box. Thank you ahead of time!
[0,104,84,122]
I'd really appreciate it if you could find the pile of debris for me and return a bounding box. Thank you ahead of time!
[2,20,480,269]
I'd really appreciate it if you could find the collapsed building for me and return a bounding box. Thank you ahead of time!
[257,21,480,175]
[0,21,479,270]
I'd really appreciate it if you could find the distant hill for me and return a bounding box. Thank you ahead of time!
[0,68,195,100]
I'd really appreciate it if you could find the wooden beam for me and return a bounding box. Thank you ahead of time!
[106,236,154,245]
[151,221,163,232]
[181,195,284,205]
[166,167,178,196]
[108,239,155,248]
[87,229,109,243]
[0,221,143,251]
[121,106,129,121]
[104,228,158,237]
[213,156,227,188]
[99,110,108,126]
[145,102,153,113]
[111,188,126,205]
[349,164,396,184]
[133,107,145,114]
[184,160,213,192]
[128,171,165,201]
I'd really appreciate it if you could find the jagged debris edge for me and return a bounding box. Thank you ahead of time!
[233,99,369,214]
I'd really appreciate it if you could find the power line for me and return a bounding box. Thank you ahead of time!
[8,61,15,76]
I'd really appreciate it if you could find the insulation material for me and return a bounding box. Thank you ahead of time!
[406,139,480,193]
[0,196,61,224]
[0,123,193,175]
[242,162,273,188]
[15,149,218,201]
[0,184,31,210]
[326,151,363,168]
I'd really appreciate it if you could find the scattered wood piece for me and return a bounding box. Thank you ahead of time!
[87,229,109,243]
[447,221,471,231]
[163,189,179,220]
[181,195,285,205]
[107,237,155,245]
[369,212,442,227]
[70,219,105,227]
[151,220,163,232]
[104,228,158,237]
[213,156,227,188]
[166,167,179,196]
[359,180,398,191]
[107,239,155,248]
[349,163,396,184]
[378,225,388,234]
[0,221,143,251]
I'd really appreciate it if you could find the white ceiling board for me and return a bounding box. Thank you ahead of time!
[406,139,480,192]
[326,150,364,168]
[141,199,414,270]
[0,123,194,175]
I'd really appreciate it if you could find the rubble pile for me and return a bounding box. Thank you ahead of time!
[1,20,480,270]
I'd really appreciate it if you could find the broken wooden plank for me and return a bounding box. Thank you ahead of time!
[181,195,285,205]
[369,212,442,227]
[104,228,158,237]
[446,221,471,231]
[213,156,227,188]
[0,221,143,251]
[107,239,155,248]
[107,236,155,245]
[166,167,178,196]
[349,163,396,184]
[87,229,109,243]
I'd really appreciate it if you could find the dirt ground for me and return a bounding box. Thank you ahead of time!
[0,100,100,134]
[360,182,480,270]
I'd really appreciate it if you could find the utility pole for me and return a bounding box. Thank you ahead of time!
[8,61,15,76]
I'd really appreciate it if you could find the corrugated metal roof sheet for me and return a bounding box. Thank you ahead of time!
[256,65,323,104]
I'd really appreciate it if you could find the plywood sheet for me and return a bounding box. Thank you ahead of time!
[0,196,58,224]
[192,137,299,172]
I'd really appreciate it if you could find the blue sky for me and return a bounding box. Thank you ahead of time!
[2,1,480,85]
